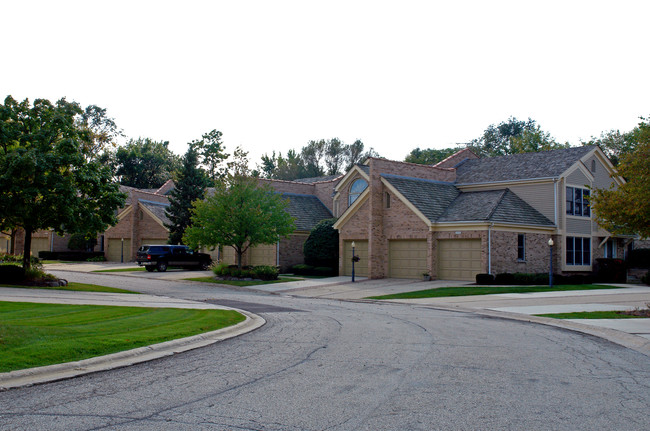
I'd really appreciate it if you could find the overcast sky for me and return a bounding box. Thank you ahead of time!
[3,1,648,166]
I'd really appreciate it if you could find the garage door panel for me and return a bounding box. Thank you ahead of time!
[250,243,277,266]
[389,240,428,279]
[343,240,367,277]
[438,239,482,281]
[107,239,131,262]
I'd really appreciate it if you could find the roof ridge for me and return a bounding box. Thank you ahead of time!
[381,173,454,185]
[486,189,508,221]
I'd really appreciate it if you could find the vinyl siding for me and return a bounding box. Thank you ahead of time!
[588,155,615,189]
[507,183,555,224]
[566,217,592,235]
[566,168,590,187]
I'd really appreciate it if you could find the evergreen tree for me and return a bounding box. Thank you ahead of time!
[165,147,210,245]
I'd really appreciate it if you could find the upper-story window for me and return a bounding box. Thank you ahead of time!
[349,179,368,206]
[566,186,590,217]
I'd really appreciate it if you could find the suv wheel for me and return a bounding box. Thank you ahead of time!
[200,260,210,271]
[157,261,168,272]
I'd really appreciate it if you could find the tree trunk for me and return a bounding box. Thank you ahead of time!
[22,227,32,271]
[10,229,16,254]
[236,247,243,270]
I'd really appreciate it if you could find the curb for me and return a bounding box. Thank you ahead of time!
[0,309,265,391]
[382,300,650,358]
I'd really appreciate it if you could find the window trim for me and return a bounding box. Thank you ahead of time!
[348,179,368,206]
[566,236,591,266]
[566,186,591,217]
[517,233,526,261]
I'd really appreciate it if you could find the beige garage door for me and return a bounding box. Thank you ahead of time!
[0,235,9,253]
[389,240,428,279]
[141,238,168,247]
[107,239,131,262]
[343,240,368,277]
[221,246,237,265]
[31,237,50,257]
[437,239,482,281]
[250,243,277,266]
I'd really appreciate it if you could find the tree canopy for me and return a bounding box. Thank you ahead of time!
[581,129,639,166]
[467,117,569,157]
[404,147,459,165]
[165,147,210,245]
[184,152,295,268]
[114,138,180,189]
[258,138,379,180]
[189,129,229,184]
[0,96,126,269]
[590,117,650,238]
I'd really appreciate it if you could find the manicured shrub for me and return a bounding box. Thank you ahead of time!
[641,272,650,285]
[0,264,25,283]
[291,264,315,275]
[495,273,515,284]
[626,248,650,269]
[303,219,339,270]
[253,265,279,280]
[595,258,626,283]
[313,266,335,276]
[476,273,495,285]
[86,255,106,262]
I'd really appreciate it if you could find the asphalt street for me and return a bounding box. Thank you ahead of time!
[1,272,649,430]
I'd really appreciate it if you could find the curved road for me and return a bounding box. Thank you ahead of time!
[2,272,649,430]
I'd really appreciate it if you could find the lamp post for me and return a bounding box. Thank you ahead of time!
[120,237,124,263]
[351,241,356,283]
[548,238,554,287]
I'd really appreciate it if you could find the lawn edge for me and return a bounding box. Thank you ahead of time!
[0,308,265,390]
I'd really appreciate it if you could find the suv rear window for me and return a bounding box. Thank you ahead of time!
[139,245,170,253]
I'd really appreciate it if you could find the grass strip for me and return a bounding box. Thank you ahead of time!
[536,310,647,319]
[0,301,245,373]
[185,276,301,286]
[367,284,623,300]
[92,267,146,273]
[0,282,137,294]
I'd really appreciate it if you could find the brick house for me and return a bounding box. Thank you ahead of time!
[333,146,630,280]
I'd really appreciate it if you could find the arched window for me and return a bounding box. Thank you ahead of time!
[348,179,368,206]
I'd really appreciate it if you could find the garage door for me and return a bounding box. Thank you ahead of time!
[437,239,482,281]
[0,235,9,253]
[389,240,428,279]
[107,239,131,262]
[221,246,237,265]
[343,240,368,277]
[250,243,277,266]
[31,237,50,257]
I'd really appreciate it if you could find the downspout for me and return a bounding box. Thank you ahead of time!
[553,178,558,227]
[488,223,493,274]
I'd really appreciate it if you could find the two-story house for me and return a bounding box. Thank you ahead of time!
[333,145,627,280]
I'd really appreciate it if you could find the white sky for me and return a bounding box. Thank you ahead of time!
[2,1,649,166]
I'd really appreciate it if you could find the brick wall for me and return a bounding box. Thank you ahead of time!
[434,148,479,169]
[368,158,456,183]
[491,231,553,274]
[279,233,309,271]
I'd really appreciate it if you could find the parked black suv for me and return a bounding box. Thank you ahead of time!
[136,245,212,272]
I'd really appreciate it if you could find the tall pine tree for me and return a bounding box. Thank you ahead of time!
[165,147,210,244]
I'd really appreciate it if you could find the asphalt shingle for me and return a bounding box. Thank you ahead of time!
[282,193,333,231]
[455,146,595,184]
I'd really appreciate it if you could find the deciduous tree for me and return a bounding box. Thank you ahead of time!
[183,151,295,268]
[404,147,459,165]
[114,138,180,189]
[590,117,650,238]
[0,96,126,270]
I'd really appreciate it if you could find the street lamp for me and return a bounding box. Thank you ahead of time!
[121,237,124,263]
[548,238,554,287]
[351,241,356,283]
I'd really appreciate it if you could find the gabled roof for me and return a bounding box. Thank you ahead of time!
[282,193,333,231]
[139,199,171,226]
[293,174,343,184]
[438,189,554,226]
[381,174,459,222]
[382,174,553,227]
[454,146,596,184]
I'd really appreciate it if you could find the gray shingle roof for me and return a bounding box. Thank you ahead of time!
[282,193,333,231]
[383,175,553,226]
[455,146,595,184]
[438,189,554,226]
[139,199,171,226]
[382,174,460,222]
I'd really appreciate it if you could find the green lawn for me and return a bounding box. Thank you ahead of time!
[92,267,146,273]
[367,284,623,300]
[536,310,647,319]
[185,276,301,287]
[0,282,137,294]
[0,301,245,372]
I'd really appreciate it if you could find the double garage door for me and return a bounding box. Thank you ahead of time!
[437,239,482,281]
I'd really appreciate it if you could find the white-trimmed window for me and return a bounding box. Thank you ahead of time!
[349,179,368,206]
[566,236,591,266]
[604,239,617,258]
[517,234,525,261]
[566,186,591,217]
